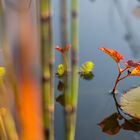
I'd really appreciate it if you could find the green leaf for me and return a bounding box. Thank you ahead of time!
[121,86,140,119]
[98,113,121,135]
[80,61,94,74]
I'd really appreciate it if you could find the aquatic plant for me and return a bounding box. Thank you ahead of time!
[99,47,140,93]
[40,0,54,139]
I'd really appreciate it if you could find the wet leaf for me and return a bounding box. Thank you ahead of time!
[80,61,94,74]
[121,119,140,132]
[121,86,140,119]
[98,113,121,135]
[99,47,124,63]
[130,67,140,76]
[56,94,65,106]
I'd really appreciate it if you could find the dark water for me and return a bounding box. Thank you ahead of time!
[53,0,140,140]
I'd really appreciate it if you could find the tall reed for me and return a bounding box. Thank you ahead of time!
[40,0,54,140]
[65,0,79,140]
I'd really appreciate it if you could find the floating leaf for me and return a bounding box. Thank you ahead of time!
[98,113,121,135]
[121,119,140,132]
[99,47,124,63]
[121,87,140,119]
[130,67,140,76]
[56,64,65,76]
[80,61,94,74]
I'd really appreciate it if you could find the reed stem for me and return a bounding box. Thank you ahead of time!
[65,0,79,140]
[40,0,54,139]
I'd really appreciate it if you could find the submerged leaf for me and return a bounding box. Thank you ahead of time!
[56,64,65,76]
[130,67,140,76]
[98,113,121,135]
[99,47,124,63]
[80,61,94,74]
[121,87,140,119]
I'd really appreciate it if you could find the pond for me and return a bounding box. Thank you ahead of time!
[54,0,140,140]
[1,0,140,140]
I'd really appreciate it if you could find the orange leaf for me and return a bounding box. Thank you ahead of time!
[56,44,71,54]
[99,47,124,63]
[130,67,140,76]
[55,46,63,53]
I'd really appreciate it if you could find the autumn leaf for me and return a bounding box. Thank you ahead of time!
[55,44,71,54]
[99,47,124,63]
[98,113,121,135]
[80,61,94,74]
[124,60,140,68]
[130,67,140,76]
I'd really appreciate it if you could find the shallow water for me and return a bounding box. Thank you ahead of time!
[54,0,140,140]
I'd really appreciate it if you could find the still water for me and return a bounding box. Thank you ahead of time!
[54,0,140,140]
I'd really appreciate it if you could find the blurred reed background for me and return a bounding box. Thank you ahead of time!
[0,0,79,140]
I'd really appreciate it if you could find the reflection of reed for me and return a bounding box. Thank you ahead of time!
[40,0,54,140]
[110,0,140,57]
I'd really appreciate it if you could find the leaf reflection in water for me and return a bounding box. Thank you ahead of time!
[98,91,140,135]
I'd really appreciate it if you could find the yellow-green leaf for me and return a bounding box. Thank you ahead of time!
[80,61,94,74]
[56,64,65,76]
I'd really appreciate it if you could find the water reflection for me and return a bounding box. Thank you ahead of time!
[109,0,140,57]
[99,93,140,135]
[55,69,94,139]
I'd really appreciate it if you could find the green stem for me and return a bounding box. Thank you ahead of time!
[40,0,54,140]
[65,0,79,140]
